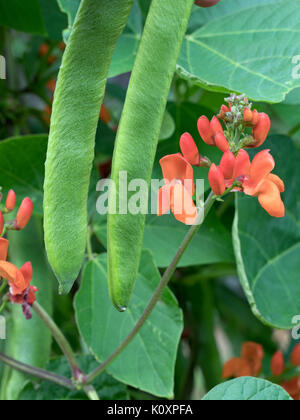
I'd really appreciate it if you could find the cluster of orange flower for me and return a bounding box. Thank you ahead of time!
[157,94,285,224]
[0,190,36,319]
[223,342,300,400]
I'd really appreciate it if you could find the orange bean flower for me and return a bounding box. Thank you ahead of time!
[157,153,198,225]
[208,149,285,218]
[223,342,264,379]
[0,238,37,319]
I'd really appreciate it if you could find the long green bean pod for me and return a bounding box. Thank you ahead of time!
[108,0,194,311]
[44,0,134,294]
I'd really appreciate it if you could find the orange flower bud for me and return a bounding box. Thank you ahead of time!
[46,79,56,93]
[16,198,33,230]
[218,105,230,119]
[222,358,252,379]
[0,238,9,261]
[271,351,285,376]
[251,109,259,126]
[197,116,214,146]
[99,104,111,124]
[6,189,16,212]
[220,151,235,179]
[180,133,201,166]
[208,164,225,196]
[244,108,253,123]
[0,211,3,236]
[214,132,230,153]
[210,116,224,136]
[39,43,49,57]
[290,343,300,367]
[252,113,271,147]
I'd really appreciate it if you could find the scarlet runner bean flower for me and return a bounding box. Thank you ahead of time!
[157,153,198,225]
[0,238,37,319]
[209,149,285,218]
[223,342,264,379]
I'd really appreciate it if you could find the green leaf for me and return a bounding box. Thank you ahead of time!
[93,211,234,268]
[74,250,183,398]
[56,0,81,42]
[0,135,48,216]
[178,0,300,102]
[39,0,67,41]
[108,1,142,78]
[233,135,300,329]
[0,0,46,35]
[202,377,292,401]
[18,356,129,401]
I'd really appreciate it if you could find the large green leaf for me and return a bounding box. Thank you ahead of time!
[19,356,128,401]
[203,377,292,401]
[233,135,300,329]
[93,210,234,268]
[0,0,46,35]
[74,250,183,398]
[178,0,300,102]
[0,0,66,38]
[0,135,47,216]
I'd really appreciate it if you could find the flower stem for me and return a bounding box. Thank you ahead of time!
[86,191,217,384]
[32,301,81,379]
[0,351,74,390]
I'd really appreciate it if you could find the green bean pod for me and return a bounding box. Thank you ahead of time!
[0,217,53,400]
[44,0,134,294]
[108,0,194,311]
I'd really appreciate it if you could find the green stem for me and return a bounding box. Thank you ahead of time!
[32,302,81,379]
[87,226,94,261]
[86,191,217,383]
[0,352,74,390]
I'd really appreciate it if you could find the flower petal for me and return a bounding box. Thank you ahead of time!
[220,151,236,179]
[197,116,214,146]
[233,149,251,179]
[257,179,285,218]
[267,173,285,193]
[170,184,197,225]
[0,238,9,261]
[159,153,195,195]
[20,262,33,289]
[208,164,225,196]
[180,132,201,166]
[250,150,275,186]
[0,261,26,295]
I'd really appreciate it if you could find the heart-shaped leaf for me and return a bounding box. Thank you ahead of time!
[74,250,183,398]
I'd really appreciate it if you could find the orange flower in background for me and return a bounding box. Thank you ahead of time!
[208,149,285,218]
[223,342,264,379]
[281,377,300,400]
[0,238,37,318]
[271,351,285,376]
[290,343,300,367]
[157,154,198,225]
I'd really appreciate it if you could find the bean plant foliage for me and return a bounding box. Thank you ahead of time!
[0,0,300,403]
